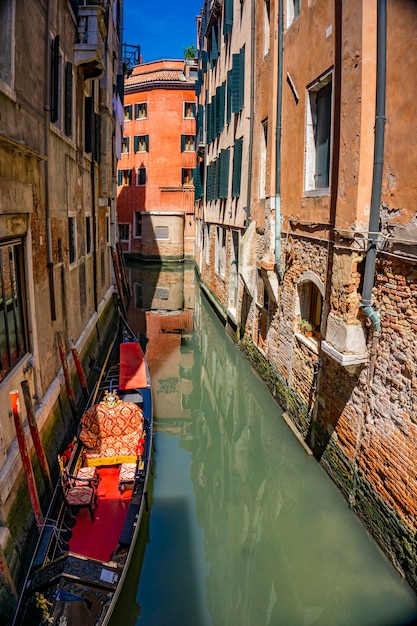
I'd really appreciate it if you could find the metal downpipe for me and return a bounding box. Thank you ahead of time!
[45,0,56,320]
[274,0,284,280]
[360,0,386,333]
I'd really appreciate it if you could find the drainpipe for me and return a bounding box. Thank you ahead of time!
[360,0,386,332]
[45,0,56,320]
[245,0,255,226]
[274,0,284,280]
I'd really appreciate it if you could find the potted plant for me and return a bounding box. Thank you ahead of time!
[300,319,313,336]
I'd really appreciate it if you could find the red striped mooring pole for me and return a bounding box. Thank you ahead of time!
[9,390,44,529]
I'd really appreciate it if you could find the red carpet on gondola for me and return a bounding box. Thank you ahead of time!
[68,467,131,562]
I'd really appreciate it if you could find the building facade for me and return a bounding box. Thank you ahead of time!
[117,59,197,262]
[0,0,123,616]
[195,0,417,590]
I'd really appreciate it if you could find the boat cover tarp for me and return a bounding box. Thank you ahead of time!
[119,342,147,390]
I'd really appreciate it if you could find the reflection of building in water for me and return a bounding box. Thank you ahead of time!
[125,263,195,423]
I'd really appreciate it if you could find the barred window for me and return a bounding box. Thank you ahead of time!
[0,241,28,381]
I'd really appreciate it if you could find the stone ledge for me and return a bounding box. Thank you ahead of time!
[321,340,368,366]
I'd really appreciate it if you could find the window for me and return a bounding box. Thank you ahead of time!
[232,137,243,197]
[51,35,61,124]
[287,0,300,27]
[134,135,149,152]
[215,227,226,278]
[184,102,196,118]
[117,169,132,186]
[182,168,194,185]
[218,148,230,199]
[119,224,130,241]
[135,102,147,119]
[137,167,147,186]
[297,277,324,334]
[134,212,142,237]
[231,47,245,114]
[0,241,28,382]
[85,216,92,254]
[305,75,332,191]
[0,0,14,87]
[68,216,76,264]
[122,136,130,153]
[155,226,169,239]
[124,105,132,121]
[64,62,73,137]
[181,135,196,151]
[204,223,210,265]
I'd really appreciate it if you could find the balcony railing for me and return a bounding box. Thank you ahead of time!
[74,5,106,79]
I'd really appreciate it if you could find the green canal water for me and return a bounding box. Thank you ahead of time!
[111,264,417,626]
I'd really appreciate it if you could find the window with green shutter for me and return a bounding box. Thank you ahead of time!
[223,0,234,36]
[135,102,147,119]
[124,105,132,121]
[134,135,149,152]
[232,137,243,197]
[51,35,60,124]
[64,62,73,137]
[231,48,245,114]
[181,135,196,151]
[219,149,230,199]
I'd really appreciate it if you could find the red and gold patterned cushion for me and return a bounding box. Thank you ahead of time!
[65,485,94,507]
[119,462,136,483]
[79,401,144,464]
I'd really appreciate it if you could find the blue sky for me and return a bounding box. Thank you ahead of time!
[122,0,203,63]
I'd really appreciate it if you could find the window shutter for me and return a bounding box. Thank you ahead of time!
[51,35,60,123]
[134,103,139,119]
[64,62,73,137]
[181,134,185,152]
[94,113,100,162]
[128,169,132,185]
[231,53,240,113]
[232,137,243,197]
[227,70,232,124]
[223,0,234,36]
[84,96,92,153]
[118,170,122,186]
[134,136,139,153]
[239,47,245,111]
[219,149,230,199]
[211,25,218,64]
[145,134,149,151]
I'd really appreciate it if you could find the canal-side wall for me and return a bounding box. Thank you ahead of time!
[0,300,116,624]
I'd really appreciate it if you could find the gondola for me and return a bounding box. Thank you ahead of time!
[12,313,153,626]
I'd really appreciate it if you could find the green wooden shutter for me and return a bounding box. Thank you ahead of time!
[239,47,245,111]
[232,137,243,197]
[145,134,149,151]
[211,25,218,65]
[231,53,240,113]
[223,0,234,36]
[181,134,185,152]
[64,62,73,137]
[227,70,232,123]
[219,149,230,199]
[51,35,60,123]
[118,170,122,186]
[84,96,92,153]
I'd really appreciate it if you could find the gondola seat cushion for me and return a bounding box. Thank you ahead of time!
[80,400,144,466]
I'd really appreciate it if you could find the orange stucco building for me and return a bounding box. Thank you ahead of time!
[117,59,197,261]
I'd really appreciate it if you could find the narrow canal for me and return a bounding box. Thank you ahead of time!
[111,263,417,626]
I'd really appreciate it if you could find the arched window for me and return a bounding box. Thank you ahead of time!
[296,272,325,335]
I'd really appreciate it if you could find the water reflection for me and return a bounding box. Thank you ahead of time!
[112,262,417,626]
